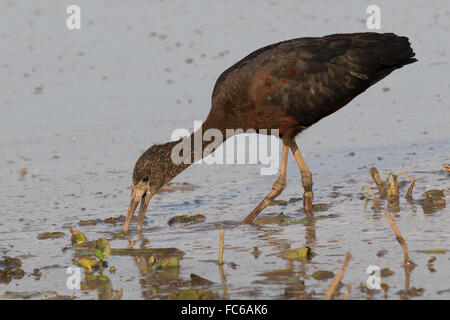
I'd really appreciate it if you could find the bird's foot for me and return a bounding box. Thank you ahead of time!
[303,191,314,216]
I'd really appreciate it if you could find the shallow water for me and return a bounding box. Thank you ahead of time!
[0,0,449,299]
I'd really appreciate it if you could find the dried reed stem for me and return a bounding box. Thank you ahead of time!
[362,185,377,201]
[324,252,351,300]
[218,229,225,265]
[370,167,387,198]
[384,212,410,265]
[397,172,415,199]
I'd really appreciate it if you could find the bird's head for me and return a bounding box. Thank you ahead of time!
[123,145,162,233]
[123,141,183,232]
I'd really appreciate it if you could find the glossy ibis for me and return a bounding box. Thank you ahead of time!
[123,32,416,233]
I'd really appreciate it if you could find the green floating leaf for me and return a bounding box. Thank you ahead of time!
[280,247,311,260]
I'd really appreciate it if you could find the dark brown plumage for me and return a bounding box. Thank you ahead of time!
[124,32,416,233]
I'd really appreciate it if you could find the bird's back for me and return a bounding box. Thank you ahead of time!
[208,33,416,137]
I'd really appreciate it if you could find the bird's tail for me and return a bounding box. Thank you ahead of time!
[356,33,417,86]
[379,33,417,67]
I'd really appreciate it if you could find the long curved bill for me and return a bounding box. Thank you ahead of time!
[137,193,151,232]
[124,187,146,232]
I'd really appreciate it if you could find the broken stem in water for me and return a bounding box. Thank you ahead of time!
[384,212,410,266]
[370,167,387,198]
[218,229,224,265]
[397,172,415,199]
[324,251,351,300]
[386,170,399,201]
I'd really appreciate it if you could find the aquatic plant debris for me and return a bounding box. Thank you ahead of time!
[0,256,25,285]
[312,270,335,280]
[269,199,288,206]
[362,185,378,201]
[69,228,87,245]
[418,249,448,254]
[76,256,98,272]
[168,214,206,226]
[190,273,214,286]
[37,232,64,240]
[424,189,445,198]
[422,189,446,214]
[280,247,311,260]
[79,220,97,226]
[254,212,286,224]
[443,163,450,173]
[0,256,22,268]
[95,238,111,260]
[380,268,394,277]
[113,232,126,238]
[168,289,217,300]
[154,256,179,270]
[396,172,415,199]
[365,168,415,201]
[282,215,328,226]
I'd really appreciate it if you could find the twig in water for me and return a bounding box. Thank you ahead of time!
[324,252,351,300]
[218,229,225,265]
[384,212,411,266]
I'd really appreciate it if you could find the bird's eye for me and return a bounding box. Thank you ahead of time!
[142,176,149,182]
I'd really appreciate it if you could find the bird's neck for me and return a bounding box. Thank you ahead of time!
[154,119,228,189]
